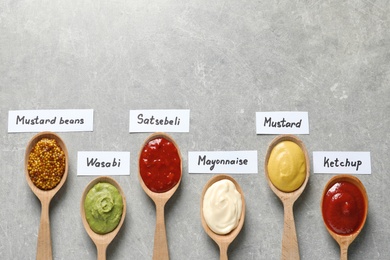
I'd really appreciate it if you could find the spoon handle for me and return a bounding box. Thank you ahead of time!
[96,243,108,260]
[340,244,348,260]
[37,200,52,260]
[153,202,169,260]
[281,202,299,260]
[218,242,229,260]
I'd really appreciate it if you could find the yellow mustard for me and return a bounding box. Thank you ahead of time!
[267,141,306,192]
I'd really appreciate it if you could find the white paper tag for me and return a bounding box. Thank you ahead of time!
[77,151,130,176]
[8,109,94,133]
[313,151,371,174]
[188,151,258,174]
[256,111,309,134]
[129,109,190,133]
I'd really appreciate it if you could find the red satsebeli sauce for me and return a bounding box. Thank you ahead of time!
[139,137,181,193]
[322,181,366,235]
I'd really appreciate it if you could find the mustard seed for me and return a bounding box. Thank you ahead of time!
[27,138,66,190]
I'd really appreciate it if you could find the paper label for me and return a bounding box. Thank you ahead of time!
[313,151,371,174]
[188,151,258,174]
[8,109,94,133]
[129,109,190,133]
[77,151,130,176]
[256,111,309,134]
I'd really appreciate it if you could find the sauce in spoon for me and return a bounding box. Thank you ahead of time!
[321,174,368,260]
[200,174,245,260]
[138,132,182,260]
[24,131,68,260]
[264,134,310,260]
[81,176,126,260]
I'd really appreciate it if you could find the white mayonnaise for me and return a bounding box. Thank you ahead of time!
[202,179,242,235]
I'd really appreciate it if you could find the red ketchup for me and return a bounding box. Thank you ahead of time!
[139,137,181,193]
[322,181,366,235]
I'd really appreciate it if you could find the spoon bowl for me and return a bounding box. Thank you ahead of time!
[264,134,310,260]
[24,131,69,260]
[80,176,127,260]
[321,174,368,260]
[200,174,246,260]
[138,132,182,260]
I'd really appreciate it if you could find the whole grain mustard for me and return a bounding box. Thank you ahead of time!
[27,138,66,190]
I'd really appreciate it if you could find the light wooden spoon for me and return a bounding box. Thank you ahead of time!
[321,175,368,260]
[200,174,246,260]
[264,134,310,260]
[138,132,182,260]
[24,131,69,260]
[80,176,127,260]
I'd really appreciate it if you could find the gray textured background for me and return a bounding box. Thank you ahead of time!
[1,0,389,259]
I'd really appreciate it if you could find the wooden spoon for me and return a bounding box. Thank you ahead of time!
[80,176,127,260]
[138,132,182,260]
[24,131,69,260]
[321,175,368,260]
[200,174,246,260]
[264,134,310,260]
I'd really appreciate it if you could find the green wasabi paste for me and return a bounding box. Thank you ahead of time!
[84,182,123,234]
